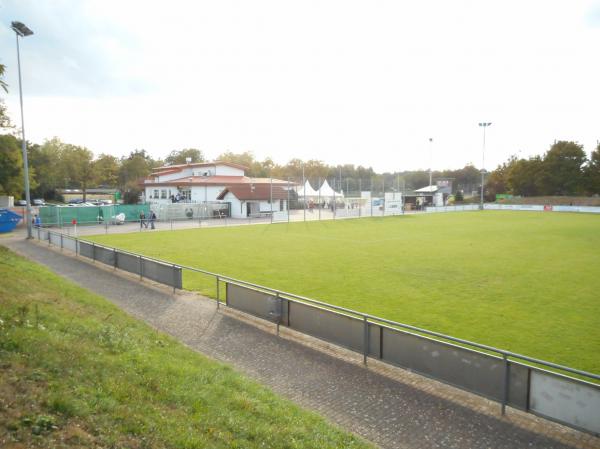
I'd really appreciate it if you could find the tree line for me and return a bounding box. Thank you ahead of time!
[0,134,489,203]
[2,134,599,204]
[485,141,600,199]
[2,64,598,202]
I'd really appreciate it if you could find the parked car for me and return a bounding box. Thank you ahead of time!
[33,198,45,206]
[15,199,27,206]
[68,198,84,204]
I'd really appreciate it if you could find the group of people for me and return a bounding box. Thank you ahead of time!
[169,193,184,203]
[139,210,157,229]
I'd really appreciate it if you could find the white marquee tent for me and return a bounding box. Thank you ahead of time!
[317,179,344,199]
[296,180,319,198]
[296,179,344,200]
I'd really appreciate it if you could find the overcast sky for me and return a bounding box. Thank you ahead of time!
[1,0,599,172]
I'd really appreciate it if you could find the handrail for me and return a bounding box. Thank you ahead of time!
[47,228,600,383]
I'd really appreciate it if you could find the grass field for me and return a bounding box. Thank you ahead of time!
[0,247,371,448]
[87,211,600,374]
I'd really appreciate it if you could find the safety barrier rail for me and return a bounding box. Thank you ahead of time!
[36,227,600,436]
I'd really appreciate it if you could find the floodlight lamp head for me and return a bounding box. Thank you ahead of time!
[11,21,33,37]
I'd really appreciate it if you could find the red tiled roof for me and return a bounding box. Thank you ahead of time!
[152,160,248,172]
[151,168,180,176]
[217,184,289,201]
[141,176,291,187]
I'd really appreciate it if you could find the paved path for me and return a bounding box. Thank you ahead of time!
[3,238,598,449]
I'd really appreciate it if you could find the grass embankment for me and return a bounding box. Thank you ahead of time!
[87,211,600,374]
[0,247,371,449]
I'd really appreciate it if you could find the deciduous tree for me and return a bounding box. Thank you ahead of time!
[165,148,205,165]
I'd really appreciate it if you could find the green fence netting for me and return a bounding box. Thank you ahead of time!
[39,204,150,226]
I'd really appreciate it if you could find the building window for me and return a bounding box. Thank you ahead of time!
[153,189,159,199]
[180,189,191,201]
[161,189,167,199]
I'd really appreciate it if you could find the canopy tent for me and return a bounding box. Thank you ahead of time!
[317,179,344,199]
[414,185,439,193]
[296,180,319,198]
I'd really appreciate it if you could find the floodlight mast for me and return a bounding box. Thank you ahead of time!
[11,21,34,238]
[478,122,492,210]
[428,138,433,187]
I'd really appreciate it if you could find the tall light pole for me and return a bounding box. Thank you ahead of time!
[428,137,433,187]
[478,122,492,209]
[12,21,34,238]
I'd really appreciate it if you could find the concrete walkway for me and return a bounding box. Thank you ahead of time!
[3,238,598,449]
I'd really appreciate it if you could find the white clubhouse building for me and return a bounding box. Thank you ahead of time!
[140,161,290,218]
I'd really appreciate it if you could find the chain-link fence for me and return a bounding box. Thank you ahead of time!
[37,177,439,234]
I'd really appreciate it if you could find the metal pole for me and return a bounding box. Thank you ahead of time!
[481,127,486,209]
[363,316,368,365]
[270,177,273,224]
[479,122,491,210]
[216,275,220,309]
[303,166,306,222]
[172,265,177,293]
[382,178,385,216]
[358,178,362,217]
[333,179,336,219]
[287,178,290,223]
[502,354,510,415]
[429,137,433,187]
[276,292,281,336]
[370,179,373,217]
[318,177,321,221]
[15,32,33,239]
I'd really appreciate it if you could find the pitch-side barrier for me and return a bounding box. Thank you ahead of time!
[425,204,600,213]
[36,228,600,436]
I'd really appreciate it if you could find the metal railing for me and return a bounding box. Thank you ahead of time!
[36,227,600,437]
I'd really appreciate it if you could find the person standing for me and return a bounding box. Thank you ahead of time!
[149,210,156,230]
[139,210,146,229]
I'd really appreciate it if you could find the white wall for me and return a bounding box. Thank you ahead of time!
[215,165,245,176]
[224,192,286,219]
[190,185,226,203]
[145,187,177,204]
[155,167,194,182]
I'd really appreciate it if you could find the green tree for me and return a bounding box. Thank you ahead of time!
[0,64,12,129]
[29,138,66,200]
[61,145,95,201]
[537,141,586,195]
[118,150,157,187]
[118,150,160,204]
[93,153,120,187]
[584,143,600,195]
[0,134,24,196]
[165,148,205,165]
[216,151,255,170]
[507,156,544,196]
[0,134,37,198]
[486,157,516,200]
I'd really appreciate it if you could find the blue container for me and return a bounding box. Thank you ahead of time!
[0,209,23,233]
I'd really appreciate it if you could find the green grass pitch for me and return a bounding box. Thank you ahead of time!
[88,211,600,374]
